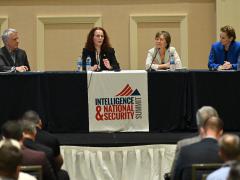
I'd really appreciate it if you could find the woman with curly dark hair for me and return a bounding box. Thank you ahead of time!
[81,27,120,71]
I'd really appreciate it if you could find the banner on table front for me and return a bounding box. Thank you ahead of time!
[87,70,149,132]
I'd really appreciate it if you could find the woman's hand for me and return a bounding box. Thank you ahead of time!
[91,65,98,71]
[103,58,112,70]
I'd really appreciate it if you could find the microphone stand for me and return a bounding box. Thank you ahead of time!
[147,48,160,72]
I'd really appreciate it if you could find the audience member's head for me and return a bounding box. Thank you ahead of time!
[21,120,37,139]
[200,116,223,139]
[0,139,22,179]
[22,110,42,128]
[219,134,240,162]
[196,106,219,128]
[227,161,240,180]
[1,120,23,141]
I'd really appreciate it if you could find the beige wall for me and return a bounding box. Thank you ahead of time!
[44,23,93,71]
[0,0,216,71]
[216,0,240,41]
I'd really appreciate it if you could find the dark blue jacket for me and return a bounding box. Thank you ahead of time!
[208,41,240,70]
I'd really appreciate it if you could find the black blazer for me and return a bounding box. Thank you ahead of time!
[172,138,223,180]
[36,127,61,157]
[81,47,120,71]
[0,46,30,72]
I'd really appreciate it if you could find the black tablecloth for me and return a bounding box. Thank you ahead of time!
[0,72,88,133]
[189,71,240,130]
[0,70,239,132]
[148,71,190,132]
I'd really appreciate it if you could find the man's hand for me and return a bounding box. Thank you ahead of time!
[16,66,28,72]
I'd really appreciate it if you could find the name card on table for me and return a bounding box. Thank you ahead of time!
[87,70,149,132]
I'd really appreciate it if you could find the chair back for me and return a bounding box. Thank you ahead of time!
[191,163,222,180]
[20,165,42,180]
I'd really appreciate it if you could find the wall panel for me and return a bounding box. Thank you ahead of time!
[0,0,215,70]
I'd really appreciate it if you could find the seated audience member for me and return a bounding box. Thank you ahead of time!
[167,106,219,179]
[23,111,64,170]
[1,120,57,180]
[0,139,22,180]
[208,25,240,70]
[207,134,240,180]
[145,31,182,71]
[227,161,240,180]
[21,119,69,180]
[0,138,36,180]
[81,27,120,71]
[21,121,55,169]
[0,28,30,72]
[172,116,224,180]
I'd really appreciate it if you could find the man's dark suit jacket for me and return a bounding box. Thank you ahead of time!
[36,127,61,158]
[172,138,223,180]
[21,146,57,180]
[0,46,30,72]
[36,128,70,180]
[81,47,120,71]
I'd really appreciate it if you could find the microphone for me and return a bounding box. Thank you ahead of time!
[147,48,160,72]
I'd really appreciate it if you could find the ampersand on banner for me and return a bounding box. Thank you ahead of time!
[95,106,103,120]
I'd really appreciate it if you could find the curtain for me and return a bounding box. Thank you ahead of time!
[61,144,176,180]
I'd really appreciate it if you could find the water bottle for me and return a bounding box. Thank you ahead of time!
[86,56,92,71]
[76,56,83,71]
[169,53,176,71]
[237,54,240,71]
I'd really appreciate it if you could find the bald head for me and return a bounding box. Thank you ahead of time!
[200,116,223,139]
[219,134,240,161]
[203,116,223,131]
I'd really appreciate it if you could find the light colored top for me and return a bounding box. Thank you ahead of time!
[0,172,36,180]
[18,172,37,180]
[206,166,230,180]
[145,46,182,70]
